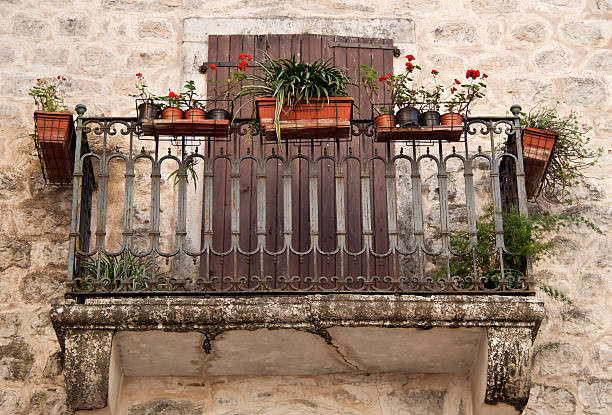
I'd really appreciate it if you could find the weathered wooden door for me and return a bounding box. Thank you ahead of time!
[200,34,395,283]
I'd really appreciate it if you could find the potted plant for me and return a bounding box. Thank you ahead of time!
[157,90,184,120]
[235,53,353,142]
[203,62,239,121]
[361,54,422,128]
[130,73,161,121]
[29,75,75,183]
[180,80,206,120]
[417,69,444,126]
[519,105,601,202]
[441,69,488,127]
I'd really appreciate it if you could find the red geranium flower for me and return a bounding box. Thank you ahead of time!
[57,75,61,79]
[482,73,488,78]
[210,64,217,69]
[431,69,439,75]
[466,69,480,79]
[454,79,461,85]
[37,78,41,83]
[238,53,253,61]
[406,62,414,70]
[405,54,415,61]
[136,72,142,77]
[168,91,178,99]
[450,87,457,94]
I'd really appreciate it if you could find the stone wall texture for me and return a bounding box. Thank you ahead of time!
[0,0,610,414]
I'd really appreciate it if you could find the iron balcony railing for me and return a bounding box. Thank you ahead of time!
[66,104,533,298]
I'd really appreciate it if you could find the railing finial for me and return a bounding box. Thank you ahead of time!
[75,104,87,116]
[510,104,521,116]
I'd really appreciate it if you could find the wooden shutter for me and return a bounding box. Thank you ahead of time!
[201,34,394,283]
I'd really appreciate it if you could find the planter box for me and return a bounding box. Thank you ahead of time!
[522,127,558,199]
[375,125,464,142]
[255,97,353,141]
[34,111,75,184]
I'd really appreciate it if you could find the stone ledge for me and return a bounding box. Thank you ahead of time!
[51,294,544,336]
[50,295,544,413]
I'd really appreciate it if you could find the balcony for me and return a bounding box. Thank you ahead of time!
[51,105,544,414]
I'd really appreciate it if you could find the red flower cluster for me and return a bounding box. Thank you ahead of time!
[466,69,480,79]
[168,91,178,99]
[37,78,41,83]
[454,79,461,85]
[136,72,142,77]
[482,73,488,78]
[431,69,439,75]
[238,61,250,71]
[238,54,253,61]
[450,87,457,94]
[405,54,415,61]
[205,64,217,70]
[406,62,414,70]
[378,73,392,82]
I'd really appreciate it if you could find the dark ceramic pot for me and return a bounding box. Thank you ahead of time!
[395,106,419,127]
[206,108,232,120]
[418,110,441,126]
[137,102,161,121]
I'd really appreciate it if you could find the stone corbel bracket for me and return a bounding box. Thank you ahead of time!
[50,294,544,413]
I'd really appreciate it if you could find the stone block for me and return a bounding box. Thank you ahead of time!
[0,389,24,415]
[505,78,554,104]
[523,384,576,415]
[137,19,172,39]
[382,388,446,414]
[127,49,169,67]
[595,0,612,11]
[532,342,583,376]
[34,47,69,67]
[0,337,35,381]
[57,16,89,37]
[79,46,116,74]
[11,13,46,36]
[578,377,612,413]
[0,237,31,272]
[587,50,612,73]
[561,22,605,46]
[469,0,520,13]
[0,312,21,338]
[43,350,63,378]
[27,389,67,415]
[128,399,202,415]
[20,271,64,304]
[534,48,573,74]
[511,22,548,43]
[0,47,16,65]
[433,23,476,44]
[563,77,607,108]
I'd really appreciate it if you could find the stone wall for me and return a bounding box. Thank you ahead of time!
[0,0,611,414]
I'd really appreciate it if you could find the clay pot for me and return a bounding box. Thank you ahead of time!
[184,108,207,120]
[396,106,419,127]
[206,108,232,120]
[374,113,396,128]
[418,110,441,127]
[161,107,184,120]
[137,102,161,121]
[440,112,463,127]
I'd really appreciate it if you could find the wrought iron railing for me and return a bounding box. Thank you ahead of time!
[66,104,533,297]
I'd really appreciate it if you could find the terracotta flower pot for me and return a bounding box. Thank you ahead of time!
[440,112,463,127]
[184,108,206,120]
[522,127,558,199]
[161,107,184,120]
[375,113,396,128]
[33,111,75,184]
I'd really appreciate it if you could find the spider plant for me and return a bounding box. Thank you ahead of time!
[81,251,166,291]
[235,53,353,140]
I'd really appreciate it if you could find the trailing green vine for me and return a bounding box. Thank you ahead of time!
[521,105,602,204]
